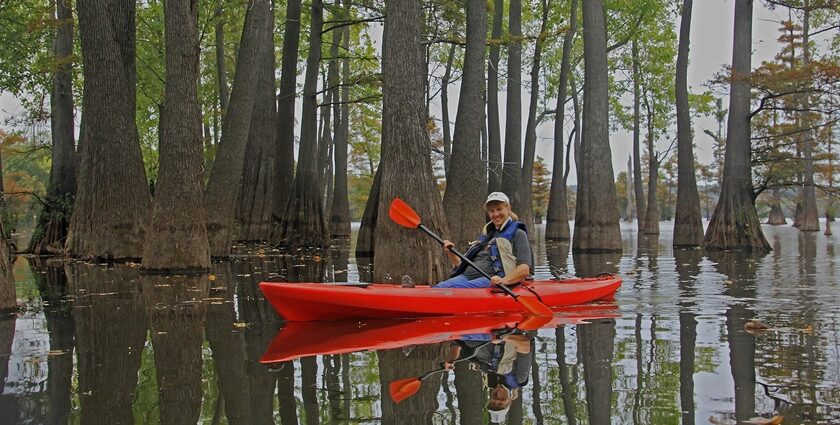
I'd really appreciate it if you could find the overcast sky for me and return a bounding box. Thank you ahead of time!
[0,1,808,185]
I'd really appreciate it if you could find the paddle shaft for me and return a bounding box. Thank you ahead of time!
[417,224,520,299]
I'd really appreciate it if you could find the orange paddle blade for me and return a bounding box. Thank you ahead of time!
[389,377,422,403]
[517,296,554,317]
[389,198,421,228]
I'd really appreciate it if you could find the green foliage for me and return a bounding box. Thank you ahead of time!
[0,0,54,97]
[1,130,51,231]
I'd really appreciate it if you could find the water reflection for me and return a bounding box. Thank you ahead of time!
[3,222,840,424]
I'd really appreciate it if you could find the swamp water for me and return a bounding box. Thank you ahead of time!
[1,221,839,424]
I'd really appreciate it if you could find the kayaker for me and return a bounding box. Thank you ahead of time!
[442,330,533,423]
[435,192,533,289]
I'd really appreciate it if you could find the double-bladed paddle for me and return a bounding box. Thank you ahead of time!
[388,314,551,403]
[388,197,553,317]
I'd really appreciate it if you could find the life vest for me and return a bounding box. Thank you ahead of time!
[451,219,529,278]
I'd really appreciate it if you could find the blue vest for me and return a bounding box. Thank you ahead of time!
[451,220,528,278]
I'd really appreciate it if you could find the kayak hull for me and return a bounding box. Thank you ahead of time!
[259,275,621,321]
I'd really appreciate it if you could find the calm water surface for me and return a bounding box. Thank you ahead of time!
[2,221,840,424]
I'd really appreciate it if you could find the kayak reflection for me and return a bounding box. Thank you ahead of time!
[259,303,619,364]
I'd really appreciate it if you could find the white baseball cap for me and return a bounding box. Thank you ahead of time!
[488,406,511,423]
[485,192,510,206]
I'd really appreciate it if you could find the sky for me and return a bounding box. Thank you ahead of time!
[0,1,811,185]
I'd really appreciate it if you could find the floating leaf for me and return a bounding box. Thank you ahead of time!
[708,416,735,425]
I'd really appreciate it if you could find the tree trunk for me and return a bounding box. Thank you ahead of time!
[799,1,819,232]
[215,0,229,115]
[441,44,455,176]
[546,0,577,241]
[271,0,302,232]
[625,155,634,221]
[204,0,267,256]
[442,0,487,250]
[0,222,14,311]
[631,38,646,231]
[487,0,503,193]
[355,166,381,259]
[643,96,660,235]
[330,2,352,239]
[374,0,450,285]
[29,0,77,255]
[277,0,330,250]
[573,0,622,253]
[673,0,704,247]
[317,70,333,214]
[703,0,770,251]
[236,1,277,242]
[69,0,151,260]
[767,201,786,225]
[521,0,549,237]
[501,0,522,210]
[141,0,210,271]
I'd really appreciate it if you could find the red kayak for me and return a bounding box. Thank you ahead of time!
[260,303,619,363]
[259,274,621,321]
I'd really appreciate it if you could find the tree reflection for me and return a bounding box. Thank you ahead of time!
[0,308,15,420]
[29,258,75,424]
[71,265,148,425]
[707,250,767,423]
[379,345,447,423]
[674,248,702,425]
[139,274,208,425]
[573,251,618,425]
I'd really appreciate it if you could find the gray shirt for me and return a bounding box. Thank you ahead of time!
[461,228,532,280]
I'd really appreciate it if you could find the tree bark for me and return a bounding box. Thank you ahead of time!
[215,0,229,115]
[329,1,352,239]
[236,0,277,242]
[521,0,549,237]
[29,0,77,255]
[799,1,819,232]
[487,0,503,193]
[277,0,330,250]
[271,0,302,232]
[546,0,577,241]
[69,0,151,260]
[442,0,487,250]
[673,0,704,247]
[643,95,660,235]
[573,0,622,253]
[374,0,450,284]
[141,0,210,271]
[441,44,455,176]
[501,0,522,210]
[631,38,646,232]
[204,0,267,256]
[703,0,770,251]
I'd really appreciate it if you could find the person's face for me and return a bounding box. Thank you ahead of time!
[486,202,510,228]
[489,384,512,403]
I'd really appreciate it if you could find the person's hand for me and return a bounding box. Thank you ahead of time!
[490,275,504,286]
[443,361,455,371]
[443,240,455,252]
